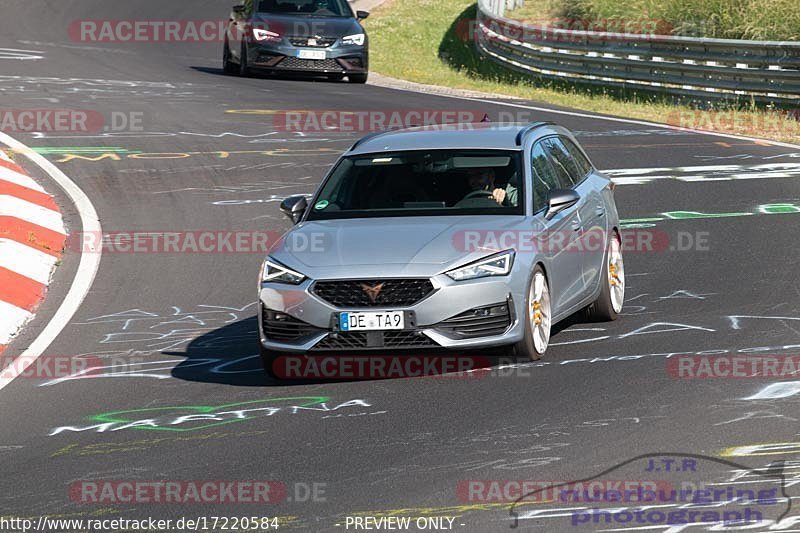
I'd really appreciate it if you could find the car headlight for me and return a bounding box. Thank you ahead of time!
[341,33,365,46]
[445,250,515,281]
[261,259,306,284]
[253,28,281,42]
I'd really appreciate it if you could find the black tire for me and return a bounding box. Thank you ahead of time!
[584,232,624,322]
[513,265,551,361]
[223,40,237,74]
[239,42,251,77]
[348,72,368,84]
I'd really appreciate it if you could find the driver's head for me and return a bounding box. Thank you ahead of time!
[466,167,495,191]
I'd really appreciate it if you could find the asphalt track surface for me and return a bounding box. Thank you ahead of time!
[2,1,800,531]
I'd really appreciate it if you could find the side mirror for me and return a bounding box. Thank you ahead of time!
[280,195,308,224]
[544,189,580,221]
[232,5,246,14]
[356,10,369,20]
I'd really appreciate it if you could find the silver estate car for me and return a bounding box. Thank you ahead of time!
[258,122,624,375]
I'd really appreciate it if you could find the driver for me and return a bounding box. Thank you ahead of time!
[465,168,517,206]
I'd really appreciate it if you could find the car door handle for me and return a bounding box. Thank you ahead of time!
[571,219,582,232]
[596,206,605,217]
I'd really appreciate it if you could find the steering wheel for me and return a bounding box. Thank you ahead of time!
[461,189,494,201]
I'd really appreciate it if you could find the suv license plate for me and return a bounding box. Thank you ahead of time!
[339,311,404,331]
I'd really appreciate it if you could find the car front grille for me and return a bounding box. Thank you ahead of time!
[288,36,337,47]
[434,303,511,339]
[276,57,342,71]
[312,330,438,351]
[312,279,435,308]
[261,306,323,342]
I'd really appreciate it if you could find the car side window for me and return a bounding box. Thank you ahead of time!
[543,137,580,188]
[560,136,593,178]
[531,142,560,212]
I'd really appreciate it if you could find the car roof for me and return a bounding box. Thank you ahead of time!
[347,122,563,155]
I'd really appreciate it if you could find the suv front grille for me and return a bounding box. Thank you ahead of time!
[312,279,435,308]
[277,57,341,71]
[288,36,337,48]
[312,330,437,351]
[434,303,511,339]
[261,306,323,342]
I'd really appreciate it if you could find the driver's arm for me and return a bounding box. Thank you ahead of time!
[491,188,506,205]
[491,183,518,206]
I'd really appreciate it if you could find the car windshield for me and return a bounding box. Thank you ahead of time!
[306,149,524,220]
[256,0,351,17]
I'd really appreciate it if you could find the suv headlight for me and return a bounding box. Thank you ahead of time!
[445,250,515,281]
[261,259,306,284]
[253,28,281,42]
[342,33,365,46]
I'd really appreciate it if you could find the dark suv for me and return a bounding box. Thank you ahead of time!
[223,0,369,83]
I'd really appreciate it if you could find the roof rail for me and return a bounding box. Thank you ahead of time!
[515,121,555,146]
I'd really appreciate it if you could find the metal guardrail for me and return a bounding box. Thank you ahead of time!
[476,0,800,104]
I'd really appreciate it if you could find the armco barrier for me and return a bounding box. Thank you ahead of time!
[476,0,800,105]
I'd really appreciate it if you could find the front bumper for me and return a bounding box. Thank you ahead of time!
[258,273,527,353]
[246,40,367,74]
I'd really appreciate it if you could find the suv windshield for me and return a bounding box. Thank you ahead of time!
[306,150,524,220]
[256,0,352,17]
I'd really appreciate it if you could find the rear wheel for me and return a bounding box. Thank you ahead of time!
[222,40,237,74]
[348,72,368,84]
[585,231,625,321]
[514,266,551,361]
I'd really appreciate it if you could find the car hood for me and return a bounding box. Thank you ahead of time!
[269,215,527,279]
[252,13,361,38]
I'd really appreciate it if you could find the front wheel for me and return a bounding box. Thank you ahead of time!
[514,265,551,361]
[348,73,368,84]
[222,40,237,74]
[259,343,280,379]
[239,43,251,77]
[585,231,625,321]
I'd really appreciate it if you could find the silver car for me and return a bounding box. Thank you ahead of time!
[258,122,624,375]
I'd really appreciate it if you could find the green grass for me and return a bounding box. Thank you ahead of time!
[507,0,800,40]
[365,0,800,145]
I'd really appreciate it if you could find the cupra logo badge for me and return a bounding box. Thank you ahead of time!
[360,282,385,303]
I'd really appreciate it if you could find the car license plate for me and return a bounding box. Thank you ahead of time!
[297,49,326,60]
[339,311,404,331]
